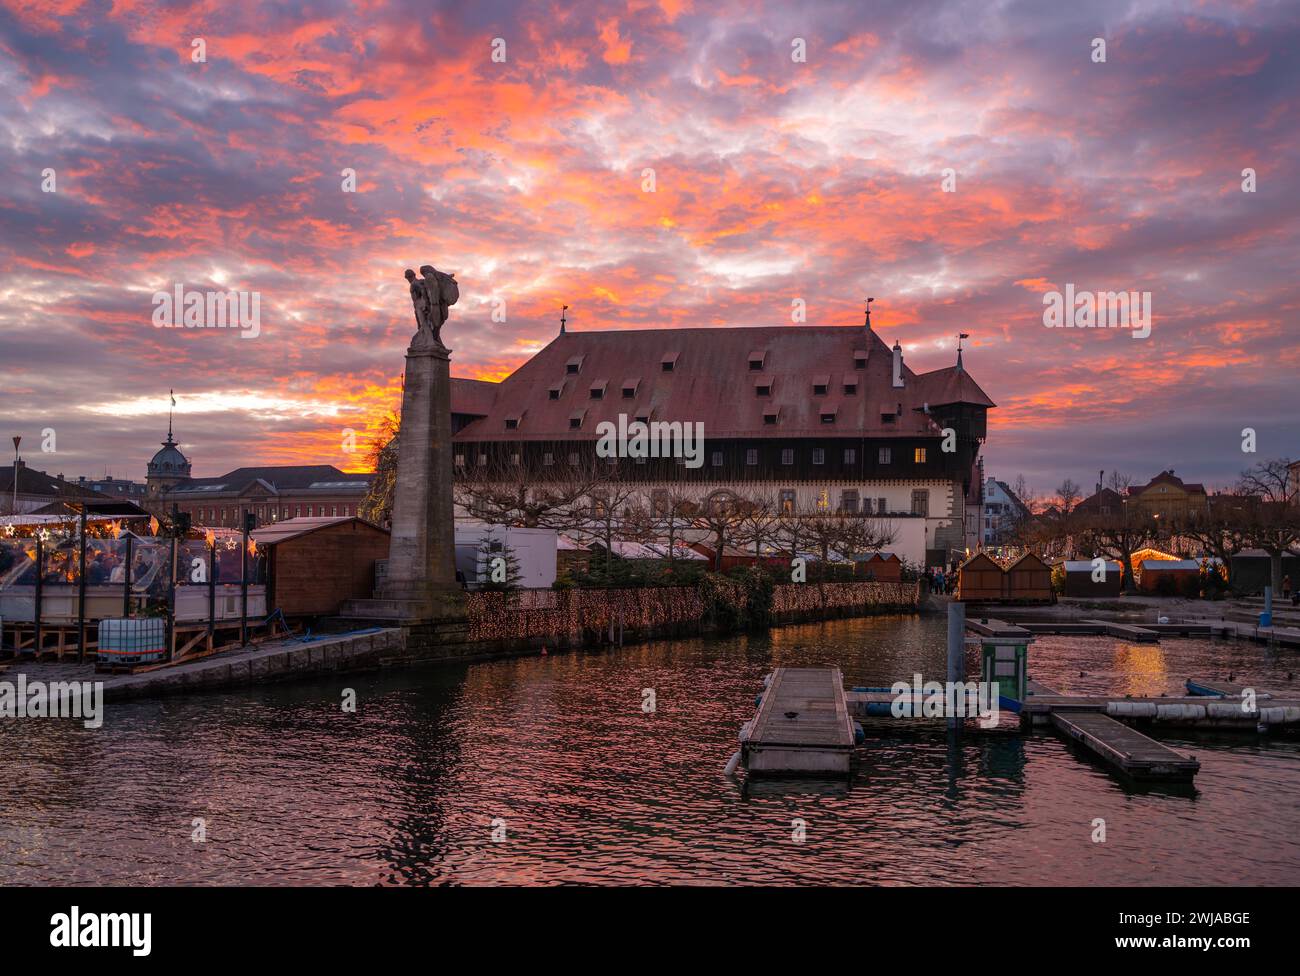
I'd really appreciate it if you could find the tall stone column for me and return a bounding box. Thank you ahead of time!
[377,334,466,621]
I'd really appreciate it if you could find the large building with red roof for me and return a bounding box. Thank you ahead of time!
[448,317,995,568]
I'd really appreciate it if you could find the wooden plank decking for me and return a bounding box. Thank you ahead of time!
[964,618,1032,639]
[1080,619,1160,642]
[1050,709,1199,781]
[744,667,855,776]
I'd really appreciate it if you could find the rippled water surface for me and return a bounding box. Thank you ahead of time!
[2,614,1298,885]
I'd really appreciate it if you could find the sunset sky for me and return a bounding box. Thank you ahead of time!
[2,0,1297,497]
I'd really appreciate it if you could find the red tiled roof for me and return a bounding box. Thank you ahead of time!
[1130,471,1206,495]
[450,377,499,416]
[453,325,993,442]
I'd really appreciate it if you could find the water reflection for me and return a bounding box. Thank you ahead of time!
[0,614,1297,885]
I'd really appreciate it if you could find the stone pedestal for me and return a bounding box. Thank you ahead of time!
[372,335,466,622]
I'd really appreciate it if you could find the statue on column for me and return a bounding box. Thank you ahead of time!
[405,265,459,349]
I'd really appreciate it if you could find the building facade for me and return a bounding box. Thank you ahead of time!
[1,459,110,515]
[982,477,1030,548]
[1126,470,1208,520]
[144,431,371,528]
[447,319,994,568]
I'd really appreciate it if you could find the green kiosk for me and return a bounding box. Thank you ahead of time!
[980,637,1029,708]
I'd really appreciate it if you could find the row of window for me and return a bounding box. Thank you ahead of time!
[540,402,876,431]
[186,503,355,525]
[562,350,871,378]
[457,447,929,467]
[647,488,931,517]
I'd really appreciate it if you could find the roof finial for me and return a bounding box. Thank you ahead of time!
[864,296,874,331]
[166,389,176,444]
[956,332,969,371]
[560,304,568,335]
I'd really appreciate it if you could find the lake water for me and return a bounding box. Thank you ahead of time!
[2,614,1298,885]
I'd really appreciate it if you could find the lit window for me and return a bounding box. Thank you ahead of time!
[914,448,927,464]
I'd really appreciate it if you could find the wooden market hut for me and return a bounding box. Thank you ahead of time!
[1005,552,1053,603]
[1229,549,1300,595]
[856,552,902,582]
[1137,559,1201,596]
[251,516,390,617]
[957,552,1005,601]
[1060,560,1122,598]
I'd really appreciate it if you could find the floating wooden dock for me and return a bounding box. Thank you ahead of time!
[741,667,855,776]
[964,618,1032,638]
[972,618,1212,641]
[1080,619,1160,642]
[1050,709,1200,781]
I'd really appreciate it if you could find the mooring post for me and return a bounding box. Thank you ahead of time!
[947,599,965,731]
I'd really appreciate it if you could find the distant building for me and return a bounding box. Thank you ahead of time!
[982,477,1030,546]
[143,421,371,528]
[1073,486,1125,518]
[1,459,108,515]
[1127,470,1208,520]
[74,475,146,502]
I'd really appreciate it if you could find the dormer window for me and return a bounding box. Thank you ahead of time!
[569,410,586,430]
[812,374,829,397]
[622,378,639,399]
[634,410,652,425]
[504,414,522,430]
[589,379,607,400]
[754,376,772,397]
[565,355,584,375]
[661,351,679,372]
[548,382,564,400]
[748,350,766,371]
[820,405,838,424]
[880,403,897,424]
[843,381,857,395]
[853,350,868,370]
[763,407,779,426]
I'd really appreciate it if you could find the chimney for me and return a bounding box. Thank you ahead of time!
[891,340,904,388]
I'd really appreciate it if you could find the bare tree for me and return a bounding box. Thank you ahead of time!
[1106,470,1134,495]
[732,490,781,561]
[1237,458,1300,594]
[575,469,641,575]
[1076,509,1157,593]
[454,455,603,530]
[691,490,746,571]
[622,484,700,571]
[1056,478,1082,513]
